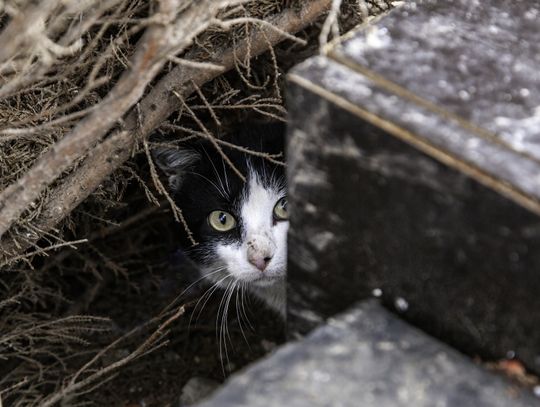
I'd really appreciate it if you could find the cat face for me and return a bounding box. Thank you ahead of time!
[154,123,287,305]
[205,166,287,287]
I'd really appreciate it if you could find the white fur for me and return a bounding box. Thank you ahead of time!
[212,169,287,316]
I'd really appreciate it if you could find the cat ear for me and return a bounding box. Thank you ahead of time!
[152,147,200,192]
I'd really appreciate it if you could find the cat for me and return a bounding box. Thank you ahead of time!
[154,122,287,318]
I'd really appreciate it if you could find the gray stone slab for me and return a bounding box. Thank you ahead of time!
[285,0,540,374]
[338,0,540,152]
[287,56,540,372]
[289,56,540,215]
[329,0,540,213]
[197,301,538,407]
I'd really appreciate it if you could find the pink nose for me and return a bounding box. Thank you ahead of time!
[249,256,272,271]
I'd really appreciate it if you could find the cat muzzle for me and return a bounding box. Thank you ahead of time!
[246,234,276,271]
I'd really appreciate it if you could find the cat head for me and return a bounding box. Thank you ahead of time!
[154,123,287,291]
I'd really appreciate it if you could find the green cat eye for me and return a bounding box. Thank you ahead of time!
[273,197,288,220]
[208,210,237,232]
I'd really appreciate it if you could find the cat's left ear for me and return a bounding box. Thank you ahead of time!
[152,147,200,192]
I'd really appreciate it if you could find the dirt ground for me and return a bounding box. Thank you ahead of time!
[84,242,284,406]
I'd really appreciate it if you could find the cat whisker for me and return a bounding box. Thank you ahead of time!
[201,146,230,199]
[193,274,228,314]
[221,157,231,197]
[186,171,228,200]
[216,279,232,340]
[179,267,224,297]
[225,281,238,344]
[269,163,286,194]
[235,282,251,350]
[189,273,231,329]
[269,164,278,188]
[158,267,226,317]
[217,279,236,374]
[240,281,254,331]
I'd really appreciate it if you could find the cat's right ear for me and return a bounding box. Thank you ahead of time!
[152,148,200,192]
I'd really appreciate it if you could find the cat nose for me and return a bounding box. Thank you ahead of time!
[247,234,276,271]
[249,255,273,271]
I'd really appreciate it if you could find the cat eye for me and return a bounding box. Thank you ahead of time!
[208,210,237,232]
[273,197,288,221]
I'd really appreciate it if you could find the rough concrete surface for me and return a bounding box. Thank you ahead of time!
[197,301,538,407]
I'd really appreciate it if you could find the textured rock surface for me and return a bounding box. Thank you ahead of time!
[330,0,540,213]
[286,0,540,373]
[338,0,540,157]
[197,301,538,407]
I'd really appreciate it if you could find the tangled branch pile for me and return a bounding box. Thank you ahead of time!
[0,0,394,405]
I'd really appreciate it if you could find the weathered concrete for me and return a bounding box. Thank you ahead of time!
[337,0,540,169]
[286,0,540,373]
[197,301,538,407]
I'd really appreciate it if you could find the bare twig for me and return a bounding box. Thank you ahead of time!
[158,124,286,166]
[0,239,88,269]
[174,90,247,182]
[39,306,186,407]
[167,56,225,72]
[0,0,248,239]
[320,0,343,51]
[143,138,197,245]
[0,1,60,64]
[211,16,307,46]
[0,0,333,263]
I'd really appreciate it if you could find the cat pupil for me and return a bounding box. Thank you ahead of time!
[219,212,227,224]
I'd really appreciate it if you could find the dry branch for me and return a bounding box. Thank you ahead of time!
[0,0,248,240]
[39,306,186,407]
[0,0,333,263]
[0,1,60,64]
[0,0,127,100]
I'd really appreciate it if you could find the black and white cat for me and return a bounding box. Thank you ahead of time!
[154,122,287,317]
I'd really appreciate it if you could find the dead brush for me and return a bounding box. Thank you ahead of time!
[0,1,394,405]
